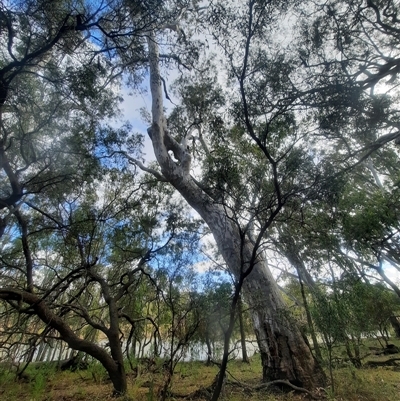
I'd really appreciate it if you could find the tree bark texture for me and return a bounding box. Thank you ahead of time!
[145,33,325,390]
[390,315,400,338]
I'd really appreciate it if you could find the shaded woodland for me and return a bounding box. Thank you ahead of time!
[1,1,400,399]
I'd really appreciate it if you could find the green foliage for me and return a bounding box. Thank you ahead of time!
[312,278,400,346]
[30,368,48,400]
[0,365,14,387]
[341,186,400,250]
[2,0,400,397]
[87,361,108,384]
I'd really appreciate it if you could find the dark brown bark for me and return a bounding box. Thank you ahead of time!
[0,140,23,211]
[211,281,243,401]
[0,289,127,395]
[205,334,213,365]
[14,211,33,292]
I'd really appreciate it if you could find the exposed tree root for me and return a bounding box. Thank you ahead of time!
[228,379,323,400]
[168,376,323,400]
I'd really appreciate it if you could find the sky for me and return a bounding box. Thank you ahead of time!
[118,76,400,287]
[120,85,156,162]
[113,4,400,289]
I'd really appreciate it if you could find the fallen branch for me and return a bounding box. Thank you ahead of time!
[364,358,400,368]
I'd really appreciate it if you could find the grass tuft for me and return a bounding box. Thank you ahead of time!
[0,348,399,401]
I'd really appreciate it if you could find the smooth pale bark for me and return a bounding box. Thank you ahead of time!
[145,33,325,390]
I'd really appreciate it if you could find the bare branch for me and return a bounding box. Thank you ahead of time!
[119,151,168,181]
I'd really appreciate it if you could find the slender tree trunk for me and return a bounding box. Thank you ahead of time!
[50,341,58,361]
[344,339,357,368]
[45,338,54,362]
[351,336,361,367]
[345,336,361,369]
[25,338,37,362]
[211,282,243,401]
[238,296,249,363]
[36,341,46,362]
[58,342,65,362]
[299,276,323,364]
[205,333,212,365]
[390,315,400,337]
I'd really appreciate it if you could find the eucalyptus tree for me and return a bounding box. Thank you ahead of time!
[130,1,400,392]
[269,150,400,364]
[0,0,152,239]
[128,0,400,391]
[152,250,203,401]
[127,0,330,390]
[1,174,135,394]
[0,166,203,395]
[0,3,145,394]
[270,0,400,366]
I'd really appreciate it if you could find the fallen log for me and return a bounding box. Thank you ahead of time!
[364,358,400,368]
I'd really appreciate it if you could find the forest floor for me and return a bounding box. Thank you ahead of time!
[1,339,400,401]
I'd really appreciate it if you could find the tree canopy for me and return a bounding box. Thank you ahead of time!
[1,0,400,399]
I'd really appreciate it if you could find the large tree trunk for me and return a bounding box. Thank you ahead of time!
[240,254,325,388]
[200,201,324,388]
[145,33,326,390]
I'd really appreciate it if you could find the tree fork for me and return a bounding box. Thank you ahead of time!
[145,32,326,391]
[0,289,128,396]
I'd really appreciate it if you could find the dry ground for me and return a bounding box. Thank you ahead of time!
[1,345,400,401]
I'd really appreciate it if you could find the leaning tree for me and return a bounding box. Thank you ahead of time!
[127,0,329,390]
[127,0,400,390]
